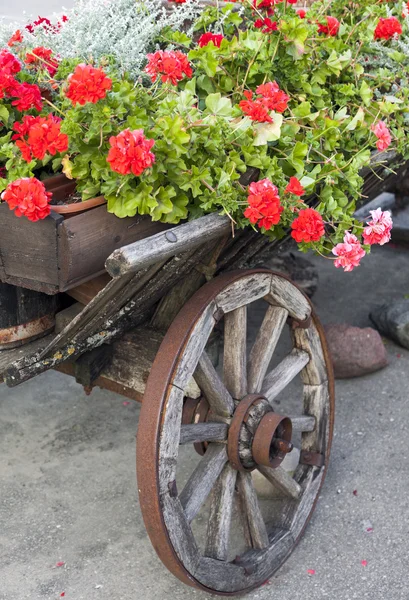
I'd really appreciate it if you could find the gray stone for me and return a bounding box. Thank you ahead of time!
[370,299,409,350]
[324,323,388,379]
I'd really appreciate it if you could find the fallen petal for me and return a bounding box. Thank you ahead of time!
[361,560,368,567]
[307,569,316,575]
[55,561,65,568]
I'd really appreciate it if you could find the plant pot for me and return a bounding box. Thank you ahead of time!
[44,174,107,216]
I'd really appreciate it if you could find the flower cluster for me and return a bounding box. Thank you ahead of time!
[363,208,393,246]
[107,129,155,177]
[372,121,391,151]
[66,64,112,106]
[374,17,402,40]
[254,18,278,33]
[12,114,68,162]
[0,49,43,110]
[332,232,366,272]
[239,81,289,122]
[291,208,325,243]
[145,50,192,85]
[244,179,283,230]
[1,177,52,221]
[198,33,224,47]
[25,46,58,76]
[317,16,340,37]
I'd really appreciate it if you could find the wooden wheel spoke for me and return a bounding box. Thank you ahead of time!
[223,306,247,399]
[194,351,235,417]
[179,423,228,445]
[180,444,228,523]
[290,415,316,433]
[261,349,310,403]
[248,305,288,394]
[258,465,302,500]
[205,464,237,561]
[237,471,269,549]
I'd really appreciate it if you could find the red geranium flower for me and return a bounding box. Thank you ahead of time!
[13,114,68,162]
[374,17,402,41]
[291,208,325,243]
[256,81,289,113]
[8,30,23,47]
[25,46,59,76]
[244,178,283,230]
[0,49,21,75]
[318,16,340,36]
[66,64,112,106]
[239,96,273,123]
[107,129,155,177]
[1,177,52,221]
[285,176,305,196]
[297,8,306,18]
[0,72,18,100]
[11,82,43,112]
[254,18,278,33]
[145,51,193,85]
[198,32,224,47]
[26,16,53,34]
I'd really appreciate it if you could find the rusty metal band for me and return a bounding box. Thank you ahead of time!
[0,314,55,349]
[252,413,292,469]
[299,450,325,468]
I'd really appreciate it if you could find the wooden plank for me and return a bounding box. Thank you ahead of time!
[290,415,316,433]
[194,351,235,417]
[257,465,302,499]
[172,301,217,391]
[236,471,269,549]
[266,274,311,322]
[280,467,323,541]
[74,345,113,387]
[261,349,310,403]
[291,322,328,385]
[55,303,84,333]
[223,306,247,400]
[105,213,231,277]
[158,384,184,495]
[57,206,170,291]
[66,273,111,305]
[0,334,55,382]
[194,557,248,593]
[302,384,329,454]
[247,305,288,394]
[0,206,62,292]
[179,443,228,523]
[179,423,228,445]
[215,273,271,314]
[205,463,237,561]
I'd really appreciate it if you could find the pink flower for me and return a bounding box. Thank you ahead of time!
[362,208,393,246]
[332,232,366,272]
[372,121,391,151]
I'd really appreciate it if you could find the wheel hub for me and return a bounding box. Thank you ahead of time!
[227,394,293,471]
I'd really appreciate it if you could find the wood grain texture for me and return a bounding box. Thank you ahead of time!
[223,306,247,400]
[205,463,237,561]
[280,466,323,540]
[172,301,217,391]
[158,384,184,495]
[261,349,310,403]
[194,557,248,593]
[105,213,231,277]
[247,305,288,394]
[194,351,235,417]
[179,423,228,445]
[290,415,316,433]
[266,275,311,321]
[215,273,271,314]
[302,384,329,454]
[57,207,169,291]
[66,273,111,305]
[257,465,302,499]
[180,443,228,523]
[237,471,269,549]
[291,323,328,385]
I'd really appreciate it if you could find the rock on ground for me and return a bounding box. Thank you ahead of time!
[370,299,409,350]
[324,323,388,379]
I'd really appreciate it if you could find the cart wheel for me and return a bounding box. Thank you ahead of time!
[137,269,334,595]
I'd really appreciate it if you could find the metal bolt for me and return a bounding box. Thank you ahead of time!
[165,231,177,243]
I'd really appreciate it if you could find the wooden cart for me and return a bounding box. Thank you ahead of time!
[0,155,404,595]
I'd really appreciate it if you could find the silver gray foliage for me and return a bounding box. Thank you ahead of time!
[0,0,203,78]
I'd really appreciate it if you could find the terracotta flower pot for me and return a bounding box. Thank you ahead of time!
[44,173,107,216]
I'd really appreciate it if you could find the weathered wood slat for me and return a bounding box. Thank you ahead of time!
[179,423,228,445]
[105,213,231,277]
[261,349,310,403]
[215,273,271,314]
[237,471,269,549]
[280,467,323,541]
[291,324,328,385]
[302,384,329,454]
[205,463,237,561]
[266,275,311,322]
[180,443,228,523]
[194,558,248,593]
[74,345,113,387]
[194,351,235,417]
[257,465,302,500]
[158,384,184,495]
[247,305,288,394]
[290,415,316,433]
[223,306,247,400]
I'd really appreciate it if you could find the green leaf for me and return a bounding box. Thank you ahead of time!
[150,185,177,221]
[0,105,9,123]
[205,93,232,117]
[253,113,283,146]
[293,102,311,118]
[359,81,372,106]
